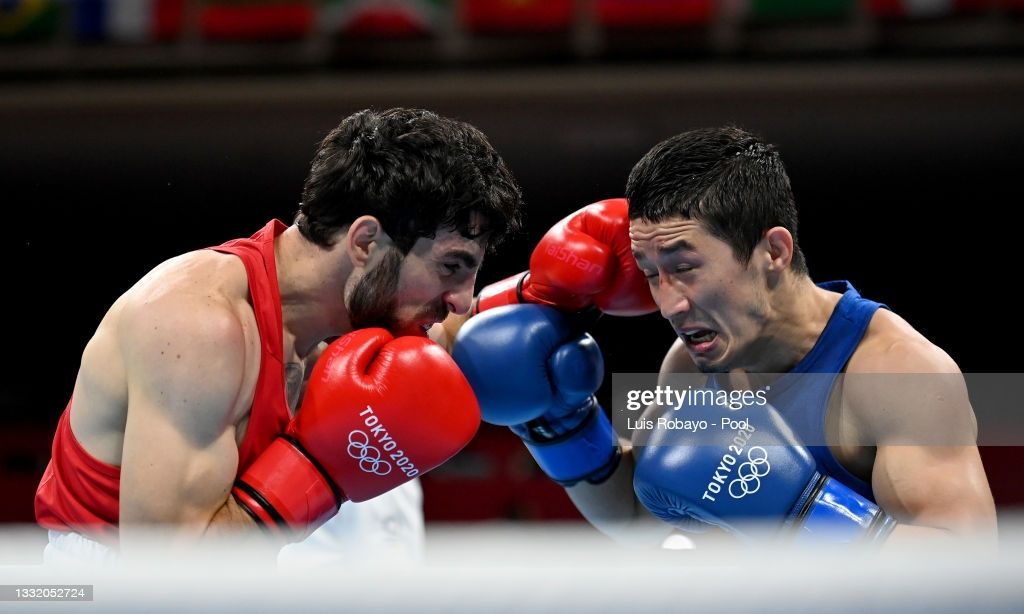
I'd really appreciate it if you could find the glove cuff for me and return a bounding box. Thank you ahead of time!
[790,473,897,545]
[516,402,621,487]
[473,272,528,314]
[232,436,346,539]
[514,397,594,442]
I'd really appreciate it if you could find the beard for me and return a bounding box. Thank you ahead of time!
[347,247,404,332]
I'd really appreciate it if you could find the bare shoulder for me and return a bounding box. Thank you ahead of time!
[848,308,959,375]
[116,249,252,352]
[625,338,698,446]
[845,311,994,535]
[114,250,258,440]
[844,309,974,444]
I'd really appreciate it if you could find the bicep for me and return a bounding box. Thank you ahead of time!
[119,397,239,529]
[117,296,248,534]
[872,444,995,534]
[848,346,995,534]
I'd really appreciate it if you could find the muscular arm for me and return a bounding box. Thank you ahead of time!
[117,292,263,553]
[565,338,694,546]
[846,339,997,547]
[565,443,672,547]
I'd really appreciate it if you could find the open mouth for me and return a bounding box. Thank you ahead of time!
[679,328,718,351]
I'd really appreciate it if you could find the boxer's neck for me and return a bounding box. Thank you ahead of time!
[274,225,354,359]
[750,274,842,374]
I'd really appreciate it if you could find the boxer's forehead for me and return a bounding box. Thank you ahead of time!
[629,216,707,258]
[413,225,485,269]
[429,209,491,257]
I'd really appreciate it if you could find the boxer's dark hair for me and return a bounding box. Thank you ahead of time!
[296,108,524,253]
[626,126,807,275]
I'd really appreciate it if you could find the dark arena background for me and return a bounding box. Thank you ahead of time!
[1,1,1023,609]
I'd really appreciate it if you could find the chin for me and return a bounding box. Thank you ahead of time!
[693,359,725,375]
[685,345,725,374]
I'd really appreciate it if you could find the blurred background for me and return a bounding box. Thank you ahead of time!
[1,0,1022,535]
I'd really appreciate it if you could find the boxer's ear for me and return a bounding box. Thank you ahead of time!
[345,216,383,268]
[763,227,794,273]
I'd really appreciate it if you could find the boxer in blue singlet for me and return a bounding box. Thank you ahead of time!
[451,126,997,549]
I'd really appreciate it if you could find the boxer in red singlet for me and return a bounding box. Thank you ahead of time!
[35,108,525,561]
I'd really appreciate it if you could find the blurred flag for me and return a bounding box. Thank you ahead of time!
[744,0,855,22]
[322,0,451,37]
[74,0,185,42]
[595,0,716,28]
[201,1,314,40]
[462,0,574,34]
[1003,0,1024,13]
[0,0,59,42]
[420,425,582,522]
[867,0,994,18]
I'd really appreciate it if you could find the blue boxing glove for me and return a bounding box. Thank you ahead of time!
[633,394,897,545]
[452,304,620,486]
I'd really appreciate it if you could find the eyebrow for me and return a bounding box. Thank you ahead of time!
[633,239,695,262]
[658,239,695,254]
[443,248,481,269]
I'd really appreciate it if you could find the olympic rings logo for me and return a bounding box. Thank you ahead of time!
[727,446,770,499]
[347,430,392,476]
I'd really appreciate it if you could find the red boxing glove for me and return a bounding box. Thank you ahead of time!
[476,199,656,316]
[232,329,480,538]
